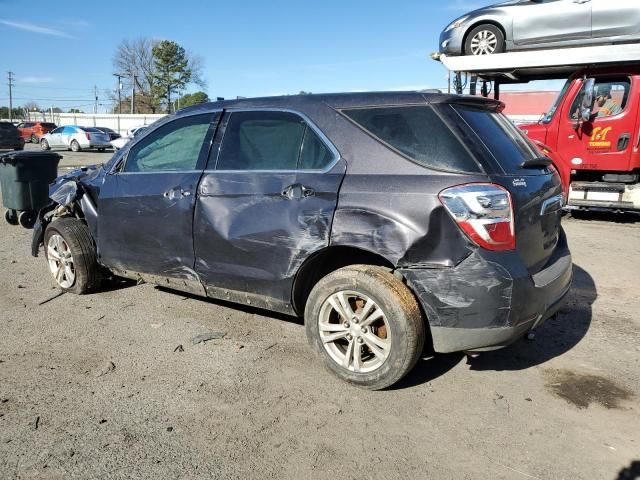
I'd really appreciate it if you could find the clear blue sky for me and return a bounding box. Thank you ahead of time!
[1,0,531,112]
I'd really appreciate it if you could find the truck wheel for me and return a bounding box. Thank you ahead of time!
[305,265,425,390]
[30,134,38,144]
[70,140,81,152]
[44,217,102,294]
[18,211,36,229]
[5,209,18,225]
[465,24,505,56]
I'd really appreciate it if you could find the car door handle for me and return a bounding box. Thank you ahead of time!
[573,0,590,3]
[617,133,631,151]
[281,184,315,200]
[163,188,192,200]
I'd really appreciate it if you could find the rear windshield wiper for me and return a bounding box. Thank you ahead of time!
[520,157,552,169]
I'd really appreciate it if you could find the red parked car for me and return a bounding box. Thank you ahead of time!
[16,122,58,144]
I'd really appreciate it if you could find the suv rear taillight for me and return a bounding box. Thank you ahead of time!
[85,132,91,140]
[439,183,516,252]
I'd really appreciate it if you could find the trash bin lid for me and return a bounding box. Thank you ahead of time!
[0,150,62,165]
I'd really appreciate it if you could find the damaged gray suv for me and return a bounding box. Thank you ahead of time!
[32,92,572,389]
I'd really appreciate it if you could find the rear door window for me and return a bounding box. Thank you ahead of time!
[341,105,482,173]
[216,111,306,171]
[299,127,334,170]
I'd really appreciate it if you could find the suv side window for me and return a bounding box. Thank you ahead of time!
[570,78,630,119]
[124,114,211,173]
[216,111,306,171]
[299,127,334,170]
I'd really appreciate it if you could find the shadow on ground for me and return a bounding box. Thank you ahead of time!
[568,210,639,224]
[155,286,303,326]
[157,263,595,387]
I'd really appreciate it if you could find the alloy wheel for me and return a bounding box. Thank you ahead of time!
[470,30,498,55]
[318,290,391,374]
[47,234,76,289]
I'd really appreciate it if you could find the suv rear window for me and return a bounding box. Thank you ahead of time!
[41,123,57,128]
[341,106,481,173]
[0,123,16,131]
[453,106,538,173]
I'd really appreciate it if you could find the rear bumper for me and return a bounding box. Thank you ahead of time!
[400,230,572,353]
[568,181,640,212]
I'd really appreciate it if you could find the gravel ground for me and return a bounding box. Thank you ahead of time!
[0,145,639,479]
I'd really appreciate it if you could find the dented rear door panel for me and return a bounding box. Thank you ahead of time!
[193,160,346,306]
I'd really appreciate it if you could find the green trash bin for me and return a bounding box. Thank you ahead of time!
[0,150,61,228]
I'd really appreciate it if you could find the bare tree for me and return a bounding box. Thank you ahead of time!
[112,37,160,113]
[112,37,207,114]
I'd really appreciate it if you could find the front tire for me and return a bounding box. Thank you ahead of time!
[464,24,505,56]
[44,217,102,294]
[305,265,425,390]
[70,140,81,152]
[40,139,50,151]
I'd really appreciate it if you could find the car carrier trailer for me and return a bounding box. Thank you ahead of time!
[434,44,640,213]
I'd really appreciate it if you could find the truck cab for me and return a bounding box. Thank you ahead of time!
[519,66,640,212]
[436,44,640,213]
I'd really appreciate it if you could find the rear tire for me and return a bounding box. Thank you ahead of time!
[30,134,38,144]
[464,24,505,56]
[305,265,425,390]
[70,140,81,152]
[40,139,50,151]
[44,217,102,294]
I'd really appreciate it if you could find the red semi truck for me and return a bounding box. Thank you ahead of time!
[520,66,640,213]
[437,44,640,213]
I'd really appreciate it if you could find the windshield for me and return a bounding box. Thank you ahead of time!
[541,80,572,124]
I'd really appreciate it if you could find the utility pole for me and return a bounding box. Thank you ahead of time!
[7,72,15,123]
[94,85,98,114]
[131,75,137,114]
[113,73,123,114]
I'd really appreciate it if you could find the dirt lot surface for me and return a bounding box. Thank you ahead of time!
[1,145,639,479]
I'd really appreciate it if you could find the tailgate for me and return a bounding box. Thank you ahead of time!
[450,105,565,273]
[491,173,564,273]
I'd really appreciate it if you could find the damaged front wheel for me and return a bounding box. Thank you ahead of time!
[44,217,102,294]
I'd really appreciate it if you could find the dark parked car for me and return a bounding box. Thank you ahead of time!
[31,92,572,389]
[95,127,121,141]
[0,122,25,150]
[440,0,640,56]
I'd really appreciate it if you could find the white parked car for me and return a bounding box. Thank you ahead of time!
[41,126,112,152]
[110,125,148,150]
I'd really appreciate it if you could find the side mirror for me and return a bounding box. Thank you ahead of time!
[580,78,596,122]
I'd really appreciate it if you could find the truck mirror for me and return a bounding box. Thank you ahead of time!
[580,78,596,122]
